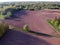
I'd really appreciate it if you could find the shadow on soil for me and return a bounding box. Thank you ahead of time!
[28,30,53,37]
[0,30,51,45]
[5,10,27,19]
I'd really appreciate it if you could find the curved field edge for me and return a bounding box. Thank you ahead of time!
[10,24,60,37]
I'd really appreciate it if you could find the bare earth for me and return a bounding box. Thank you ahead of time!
[1,10,60,45]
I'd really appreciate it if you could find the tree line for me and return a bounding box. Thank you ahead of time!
[0,2,60,19]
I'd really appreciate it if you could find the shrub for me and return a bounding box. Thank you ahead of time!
[58,24,60,30]
[23,24,29,32]
[5,11,12,19]
[0,22,9,38]
[48,17,60,33]
[7,11,12,16]
[50,19,55,24]
[51,17,58,25]
[54,20,58,26]
[0,22,5,37]
[4,22,9,31]
[57,17,60,25]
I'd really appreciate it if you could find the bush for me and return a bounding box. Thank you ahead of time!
[54,21,58,26]
[23,24,29,32]
[0,22,4,37]
[7,11,12,16]
[51,17,58,25]
[4,22,9,31]
[0,22,9,38]
[48,17,60,33]
[58,24,60,30]
[5,11,12,19]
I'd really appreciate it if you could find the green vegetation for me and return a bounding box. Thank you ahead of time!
[48,17,60,33]
[5,11,12,19]
[0,22,9,37]
[0,2,60,19]
[23,24,29,32]
[0,14,5,19]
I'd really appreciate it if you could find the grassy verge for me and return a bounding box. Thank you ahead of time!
[48,20,60,33]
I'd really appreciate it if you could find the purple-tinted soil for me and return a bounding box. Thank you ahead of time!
[1,10,60,45]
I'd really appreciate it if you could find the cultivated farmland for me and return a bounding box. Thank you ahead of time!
[0,2,60,45]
